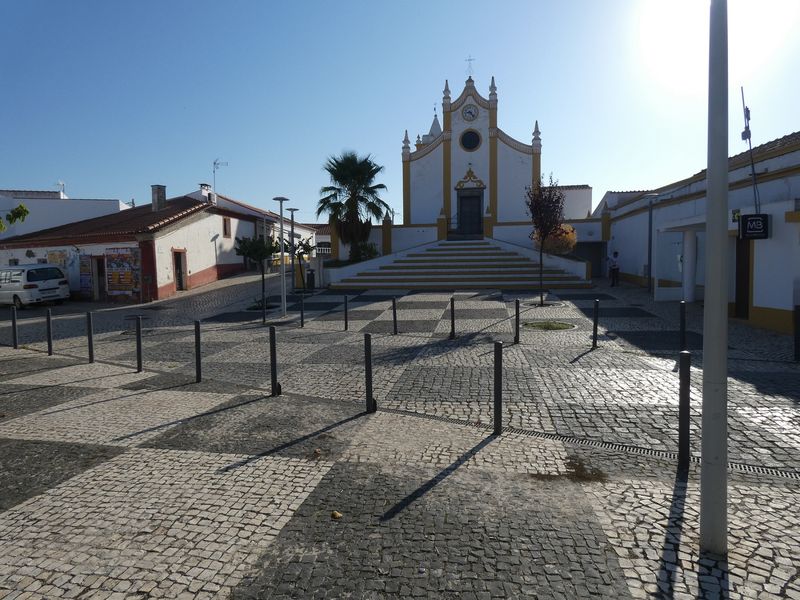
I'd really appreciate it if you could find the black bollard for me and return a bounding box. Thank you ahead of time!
[449,297,455,340]
[392,297,398,335]
[194,320,202,383]
[86,312,94,363]
[344,296,348,331]
[592,299,599,349]
[46,309,53,356]
[300,294,305,328]
[269,325,281,396]
[795,306,800,363]
[365,333,375,413]
[514,299,520,344]
[494,341,503,435]
[678,350,691,470]
[680,300,687,351]
[11,307,18,350]
[135,316,143,372]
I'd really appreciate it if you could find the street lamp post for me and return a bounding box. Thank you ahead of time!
[287,207,299,293]
[273,197,289,317]
[701,0,729,555]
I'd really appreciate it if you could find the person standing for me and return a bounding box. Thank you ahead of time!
[609,251,620,287]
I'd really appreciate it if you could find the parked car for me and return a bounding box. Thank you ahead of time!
[0,264,70,309]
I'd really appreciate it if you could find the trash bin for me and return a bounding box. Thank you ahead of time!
[306,268,315,290]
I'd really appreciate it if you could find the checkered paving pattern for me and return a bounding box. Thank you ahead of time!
[0,287,798,598]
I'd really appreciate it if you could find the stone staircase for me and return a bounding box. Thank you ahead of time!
[329,239,592,290]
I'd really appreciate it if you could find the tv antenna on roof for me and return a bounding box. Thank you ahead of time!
[212,158,228,192]
[740,88,761,214]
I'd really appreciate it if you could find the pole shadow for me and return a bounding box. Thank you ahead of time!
[380,434,496,522]
[654,468,688,598]
[217,411,368,473]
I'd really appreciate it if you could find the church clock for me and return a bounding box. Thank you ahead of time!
[462,104,479,121]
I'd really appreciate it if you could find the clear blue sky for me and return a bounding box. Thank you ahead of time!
[2,0,798,222]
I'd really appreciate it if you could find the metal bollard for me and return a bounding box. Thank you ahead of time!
[795,306,800,363]
[86,312,94,363]
[135,316,143,372]
[514,299,520,344]
[592,299,599,349]
[300,294,305,328]
[494,341,503,435]
[392,297,398,335]
[11,307,18,350]
[680,300,687,351]
[194,320,202,383]
[269,326,281,396]
[365,333,375,413]
[46,309,53,356]
[678,350,691,470]
[344,296,348,331]
[450,297,455,340]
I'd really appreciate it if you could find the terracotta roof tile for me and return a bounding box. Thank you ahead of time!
[0,196,208,247]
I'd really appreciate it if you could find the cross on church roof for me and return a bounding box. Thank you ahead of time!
[465,55,475,76]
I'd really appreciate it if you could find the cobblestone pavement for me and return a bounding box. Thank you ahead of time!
[0,283,798,598]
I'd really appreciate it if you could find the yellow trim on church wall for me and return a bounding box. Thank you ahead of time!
[601,213,611,241]
[437,214,447,240]
[489,137,498,224]
[483,214,493,238]
[785,210,800,222]
[748,306,794,334]
[443,137,452,223]
[402,161,410,225]
[532,153,541,186]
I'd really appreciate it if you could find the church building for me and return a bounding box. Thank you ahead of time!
[402,76,591,244]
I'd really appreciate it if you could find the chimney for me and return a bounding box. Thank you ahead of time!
[199,183,211,197]
[151,185,167,211]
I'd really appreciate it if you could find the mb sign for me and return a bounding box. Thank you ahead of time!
[739,214,770,240]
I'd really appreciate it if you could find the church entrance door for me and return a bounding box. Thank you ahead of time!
[457,192,483,236]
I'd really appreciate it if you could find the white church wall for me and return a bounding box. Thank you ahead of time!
[609,210,649,280]
[392,226,437,252]
[492,224,533,249]
[562,189,593,220]
[568,220,602,243]
[496,141,532,222]
[409,144,443,224]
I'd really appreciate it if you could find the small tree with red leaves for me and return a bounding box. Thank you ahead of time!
[525,174,566,306]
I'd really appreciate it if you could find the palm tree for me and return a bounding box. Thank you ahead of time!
[317,151,390,262]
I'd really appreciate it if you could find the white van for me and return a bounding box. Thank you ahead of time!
[0,264,71,309]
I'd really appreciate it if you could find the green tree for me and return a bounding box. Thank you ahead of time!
[525,174,566,306]
[317,151,390,262]
[235,236,279,324]
[0,204,30,233]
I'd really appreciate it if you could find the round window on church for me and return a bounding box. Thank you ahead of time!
[460,129,481,152]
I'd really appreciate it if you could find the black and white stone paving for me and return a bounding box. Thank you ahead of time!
[0,281,797,598]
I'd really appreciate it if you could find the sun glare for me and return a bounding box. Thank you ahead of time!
[636,0,800,98]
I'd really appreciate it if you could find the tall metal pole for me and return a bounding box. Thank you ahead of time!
[288,207,298,294]
[273,197,289,317]
[701,0,729,556]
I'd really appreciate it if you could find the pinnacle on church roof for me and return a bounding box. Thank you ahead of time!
[402,130,410,151]
[443,80,451,101]
[465,75,474,86]
[428,113,442,137]
[489,76,497,93]
[533,120,541,140]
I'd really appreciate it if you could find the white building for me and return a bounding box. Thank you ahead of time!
[601,131,800,333]
[0,189,128,239]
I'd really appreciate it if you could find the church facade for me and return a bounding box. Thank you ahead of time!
[401,76,591,243]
